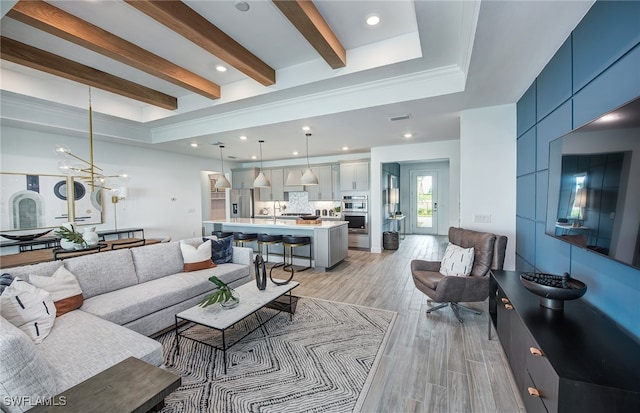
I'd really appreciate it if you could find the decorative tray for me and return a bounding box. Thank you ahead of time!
[295,219,321,225]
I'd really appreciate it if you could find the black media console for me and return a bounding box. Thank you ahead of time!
[489,270,640,413]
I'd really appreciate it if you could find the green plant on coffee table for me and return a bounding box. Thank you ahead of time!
[55,225,86,247]
[199,276,239,308]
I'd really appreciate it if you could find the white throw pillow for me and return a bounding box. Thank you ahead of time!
[439,243,475,276]
[180,239,215,272]
[0,278,56,343]
[29,266,84,316]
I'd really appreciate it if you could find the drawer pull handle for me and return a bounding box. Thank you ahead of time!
[529,347,543,356]
[504,304,514,310]
[501,298,509,303]
[528,387,540,397]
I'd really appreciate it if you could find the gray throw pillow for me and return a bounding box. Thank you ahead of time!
[0,273,14,295]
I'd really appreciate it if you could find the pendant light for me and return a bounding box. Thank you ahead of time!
[214,145,231,189]
[253,139,271,188]
[301,133,318,185]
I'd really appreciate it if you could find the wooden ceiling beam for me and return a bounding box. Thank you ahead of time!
[125,0,275,87]
[1,37,178,110]
[6,0,220,100]
[272,0,346,69]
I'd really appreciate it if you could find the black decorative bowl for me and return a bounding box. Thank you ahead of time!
[0,229,53,242]
[300,215,319,220]
[520,272,587,310]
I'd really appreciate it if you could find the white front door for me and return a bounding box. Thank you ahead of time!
[410,170,438,235]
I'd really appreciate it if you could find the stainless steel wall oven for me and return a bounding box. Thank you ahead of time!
[343,213,368,234]
[342,195,368,213]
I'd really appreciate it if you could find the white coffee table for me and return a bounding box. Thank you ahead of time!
[174,280,299,374]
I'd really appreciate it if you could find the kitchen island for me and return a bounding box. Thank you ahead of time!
[203,218,348,271]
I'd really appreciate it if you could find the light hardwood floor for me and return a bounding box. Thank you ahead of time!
[288,234,524,413]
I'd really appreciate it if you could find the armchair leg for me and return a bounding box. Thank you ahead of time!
[450,304,464,323]
[453,303,482,315]
[426,302,449,313]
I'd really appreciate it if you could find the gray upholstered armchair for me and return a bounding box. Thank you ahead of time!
[411,227,507,322]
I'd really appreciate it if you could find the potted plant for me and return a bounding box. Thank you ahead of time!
[55,224,87,250]
[199,276,239,309]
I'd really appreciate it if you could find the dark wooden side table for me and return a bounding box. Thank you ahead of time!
[29,357,181,413]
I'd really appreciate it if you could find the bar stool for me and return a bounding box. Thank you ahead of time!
[212,231,234,239]
[233,232,258,253]
[257,234,283,264]
[282,235,312,272]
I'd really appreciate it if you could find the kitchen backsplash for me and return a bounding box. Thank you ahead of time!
[255,192,340,216]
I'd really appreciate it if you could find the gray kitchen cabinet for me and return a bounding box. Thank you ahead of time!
[258,168,284,201]
[307,165,333,200]
[231,168,257,189]
[340,162,369,191]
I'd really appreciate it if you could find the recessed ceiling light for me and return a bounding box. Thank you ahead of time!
[366,15,380,26]
[251,155,257,160]
[404,133,413,138]
[302,126,311,131]
[190,143,199,147]
[293,151,299,156]
[215,65,227,72]
[240,136,247,140]
[234,1,250,12]
[342,146,349,151]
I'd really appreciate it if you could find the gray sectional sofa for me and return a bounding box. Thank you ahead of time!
[0,237,253,413]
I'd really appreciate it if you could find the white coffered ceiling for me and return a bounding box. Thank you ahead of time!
[0,0,594,162]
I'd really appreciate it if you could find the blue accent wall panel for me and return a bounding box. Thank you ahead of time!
[516,217,536,265]
[517,127,536,176]
[517,81,536,137]
[571,247,640,338]
[573,45,640,128]
[515,0,640,341]
[517,174,535,220]
[573,1,640,92]
[535,171,548,222]
[516,255,535,273]
[534,222,571,275]
[536,100,573,171]
[537,38,573,121]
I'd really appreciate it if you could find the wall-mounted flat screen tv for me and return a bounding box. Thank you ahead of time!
[546,96,640,270]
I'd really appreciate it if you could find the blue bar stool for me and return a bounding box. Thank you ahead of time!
[233,232,258,247]
[282,235,312,272]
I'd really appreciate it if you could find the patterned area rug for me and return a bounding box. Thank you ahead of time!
[157,297,396,413]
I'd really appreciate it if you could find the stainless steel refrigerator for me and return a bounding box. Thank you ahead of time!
[229,189,255,218]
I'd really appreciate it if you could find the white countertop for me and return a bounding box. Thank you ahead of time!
[204,218,347,229]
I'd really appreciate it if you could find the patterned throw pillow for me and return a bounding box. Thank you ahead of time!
[180,239,216,272]
[209,235,234,264]
[29,266,84,316]
[0,273,14,295]
[439,243,475,276]
[0,278,56,343]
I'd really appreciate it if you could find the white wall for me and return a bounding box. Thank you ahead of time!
[460,104,517,270]
[1,125,229,241]
[370,140,461,253]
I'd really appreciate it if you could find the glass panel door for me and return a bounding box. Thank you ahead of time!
[411,170,438,235]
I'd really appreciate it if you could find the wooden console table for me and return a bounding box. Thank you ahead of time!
[0,239,159,268]
[29,357,181,413]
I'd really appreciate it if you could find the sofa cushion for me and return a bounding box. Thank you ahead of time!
[37,310,163,392]
[64,249,138,298]
[0,272,14,295]
[81,264,250,326]
[180,240,215,272]
[131,241,184,283]
[3,261,63,280]
[0,278,56,344]
[439,243,475,276]
[29,266,83,316]
[0,316,58,413]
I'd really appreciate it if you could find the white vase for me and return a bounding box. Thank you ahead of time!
[60,238,79,250]
[83,227,99,246]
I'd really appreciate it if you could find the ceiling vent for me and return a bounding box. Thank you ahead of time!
[388,114,411,122]
[209,141,224,146]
